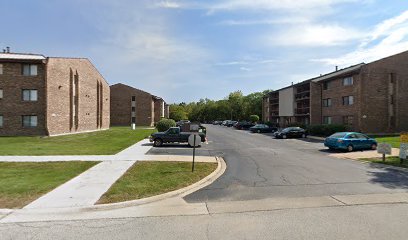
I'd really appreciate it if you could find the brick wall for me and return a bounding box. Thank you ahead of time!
[110,83,154,126]
[310,82,322,125]
[360,51,408,133]
[46,58,110,136]
[0,61,47,136]
[153,99,164,123]
[320,73,361,131]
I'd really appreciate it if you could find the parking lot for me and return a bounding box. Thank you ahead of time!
[152,124,408,203]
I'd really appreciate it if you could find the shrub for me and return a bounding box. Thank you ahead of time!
[249,115,260,123]
[307,124,348,137]
[156,119,176,132]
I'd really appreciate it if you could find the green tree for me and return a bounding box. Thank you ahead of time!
[249,115,260,123]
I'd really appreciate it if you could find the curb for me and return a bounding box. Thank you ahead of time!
[337,156,408,173]
[82,156,226,211]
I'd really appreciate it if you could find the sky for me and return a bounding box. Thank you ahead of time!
[1,0,408,103]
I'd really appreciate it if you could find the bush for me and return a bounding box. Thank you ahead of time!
[156,119,176,132]
[307,124,348,137]
[249,115,260,123]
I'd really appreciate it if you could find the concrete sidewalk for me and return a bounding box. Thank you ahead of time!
[24,160,136,209]
[330,148,400,160]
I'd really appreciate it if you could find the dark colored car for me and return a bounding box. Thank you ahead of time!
[324,132,377,152]
[149,127,206,147]
[176,120,190,127]
[274,127,307,139]
[235,121,255,130]
[249,124,278,133]
[226,121,237,127]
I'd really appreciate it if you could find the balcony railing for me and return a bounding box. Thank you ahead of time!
[295,108,310,115]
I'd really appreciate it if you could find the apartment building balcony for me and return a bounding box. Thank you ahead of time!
[271,111,279,116]
[295,107,310,115]
[295,92,310,100]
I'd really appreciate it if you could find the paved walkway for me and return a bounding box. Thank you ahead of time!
[0,138,217,209]
[330,148,400,160]
[24,161,136,209]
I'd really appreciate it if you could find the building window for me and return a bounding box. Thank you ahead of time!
[22,115,37,127]
[323,98,332,107]
[0,115,3,127]
[323,116,332,124]
[131,96,136,101]
[131,107,136,112]
[390,94,394,105]
[323,81,331,90]
[0,89,3,99]
[343,116,354,125]
[343,76,353,86]
[342,96,354,106]
[0,64,3,74]
[22,89,38,101]
[131,117,136,123]
[22,64,38,76]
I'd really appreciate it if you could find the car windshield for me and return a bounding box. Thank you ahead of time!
[282,127,295,132]
[329,132,348,138]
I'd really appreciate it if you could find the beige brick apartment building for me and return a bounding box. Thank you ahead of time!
[0,52,110,136]
[262,51,408,133]
[110,83,169,127]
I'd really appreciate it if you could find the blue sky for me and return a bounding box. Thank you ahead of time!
[1,0,408,103]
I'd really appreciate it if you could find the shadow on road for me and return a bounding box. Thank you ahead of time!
[368,163,408,190]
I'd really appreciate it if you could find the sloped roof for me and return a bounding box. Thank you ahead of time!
[310,63,365,82]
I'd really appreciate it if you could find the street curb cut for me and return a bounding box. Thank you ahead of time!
[84,156,226,211]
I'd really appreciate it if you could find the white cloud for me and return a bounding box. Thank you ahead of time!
[269,24,363,46]
[315,10,408,66]
[240,67,252,71]
[154,1,181,9]
[219,17,309,26]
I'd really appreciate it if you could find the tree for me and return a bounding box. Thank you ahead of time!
[169,104,188,122]
[250,115,260,123]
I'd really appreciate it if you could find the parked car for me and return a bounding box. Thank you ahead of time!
[235,121,255,130]
[324,132,377,152]
[176,120,190,127]
[274,127,307,139]
[249,124,278,133]
[149,127,206,147]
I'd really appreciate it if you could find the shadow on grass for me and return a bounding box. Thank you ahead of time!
[367,162,408,190]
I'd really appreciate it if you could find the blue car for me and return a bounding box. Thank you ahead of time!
[324,132,377,152]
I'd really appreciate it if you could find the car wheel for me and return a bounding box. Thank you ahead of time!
[257,130,261,133]
[371,143,377,150]
[282,134,287,139]
[154,139,163,147]
[301,133,306,138]
[347,145,354,152]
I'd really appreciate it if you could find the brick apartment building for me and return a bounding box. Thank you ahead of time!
[0,51,110,136]
[110,83,169,127]
[262,50,408,133]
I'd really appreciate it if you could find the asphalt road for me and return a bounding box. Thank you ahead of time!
[183,124,408,202]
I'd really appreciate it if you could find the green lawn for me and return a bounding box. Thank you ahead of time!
[373,136,400,148]
[97,161,217,204]
[0,161,98,209]
[0,127,156,155]
[361,157,408,169]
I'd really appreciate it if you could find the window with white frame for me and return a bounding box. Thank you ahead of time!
[343,76,353,86]
[0,89,3,99]
[0,64,3,74]
[323,116,332,124]
[0,115,3,127]
[342,96,354,105]
[22,115,37,127]
[22,89,38,101]
[22,64,38,76]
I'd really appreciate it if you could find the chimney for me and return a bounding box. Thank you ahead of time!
[6,47,10,53]
[2,49,5,53]
[335,66,338,71]
[291,82,293,85]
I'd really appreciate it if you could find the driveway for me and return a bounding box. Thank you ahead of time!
[183,124,408,202]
